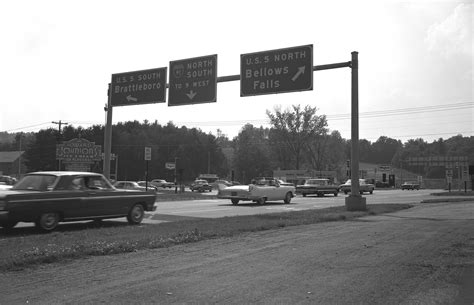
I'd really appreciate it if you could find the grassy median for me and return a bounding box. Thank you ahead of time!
[0,204,411,271]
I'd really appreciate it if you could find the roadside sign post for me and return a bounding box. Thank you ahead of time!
[144,147,151,191]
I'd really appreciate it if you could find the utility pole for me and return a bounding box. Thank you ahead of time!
[51,120,68,138]
[52,120,68,171]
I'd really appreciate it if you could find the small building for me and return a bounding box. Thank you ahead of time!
[0,151,26,178]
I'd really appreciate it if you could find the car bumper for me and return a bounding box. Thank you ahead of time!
[217,194,260,201]
[0,211,10,221]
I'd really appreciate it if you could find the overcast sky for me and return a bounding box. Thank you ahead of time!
[1,0,472,142]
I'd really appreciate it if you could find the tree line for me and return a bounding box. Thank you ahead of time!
[1,105,473,182]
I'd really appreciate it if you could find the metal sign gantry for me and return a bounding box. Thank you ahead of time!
[104,46,365,210]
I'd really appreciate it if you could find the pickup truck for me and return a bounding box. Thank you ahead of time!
[296,178,340,197]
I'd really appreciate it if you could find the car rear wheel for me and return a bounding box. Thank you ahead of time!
[257,197,266,205]
[231,199,239,205]
[36,212,60,232]
[127,204,144,225]
[334,192,338,197]
[284,192,292,204]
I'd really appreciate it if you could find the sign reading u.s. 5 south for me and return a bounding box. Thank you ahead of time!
[240,45,313,97]
[111,67,167,107]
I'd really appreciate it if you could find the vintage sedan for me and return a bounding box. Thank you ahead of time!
[0,171,157,231]
[114,180,155,192]
[190,179,213,192]
[339,179,375,195]
[401,181,420,190]
[217,177,295,205]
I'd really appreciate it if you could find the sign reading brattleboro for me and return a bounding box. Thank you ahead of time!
[56,138,102,163]
[168,54,217,106]
[111,67,167,107]
[240,45,313,96]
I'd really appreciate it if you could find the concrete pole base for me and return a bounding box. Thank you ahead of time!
[345,195,367,211]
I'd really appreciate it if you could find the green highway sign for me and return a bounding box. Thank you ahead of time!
[168,54,217,106]
[240,45,313,97]
[111,67,167,107]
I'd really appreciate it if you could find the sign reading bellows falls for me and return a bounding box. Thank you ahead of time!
[240,45,313,96]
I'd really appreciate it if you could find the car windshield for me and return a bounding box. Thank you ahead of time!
[12,174,58,191]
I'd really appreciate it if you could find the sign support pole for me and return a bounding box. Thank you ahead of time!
[103,84,113,179]
[345,51,366,211]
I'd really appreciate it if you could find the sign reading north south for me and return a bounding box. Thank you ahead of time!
[240,45,313,97]
[168,54,217,106]
[111,67,167,107]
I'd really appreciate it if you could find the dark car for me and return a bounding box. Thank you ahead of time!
[190,179,213,192]
[0,171,157,231]
[401,181,420,190]
[339,179,375,195]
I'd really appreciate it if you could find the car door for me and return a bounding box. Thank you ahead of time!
[82,175,129,217]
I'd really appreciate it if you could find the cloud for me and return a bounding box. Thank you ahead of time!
[425,3,472,58]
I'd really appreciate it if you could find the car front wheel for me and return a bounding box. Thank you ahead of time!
[231,199,239,205]
[127,204,144,225]
[257,197,266,205]
[36,212,60,232]
[284,192,292,204]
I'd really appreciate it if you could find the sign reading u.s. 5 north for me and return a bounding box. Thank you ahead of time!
[111,67,167,107]
[240,45,313,97]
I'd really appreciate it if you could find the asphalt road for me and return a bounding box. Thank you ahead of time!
[145,189,446,224]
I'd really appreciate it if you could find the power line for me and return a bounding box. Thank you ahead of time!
[3,102,472,133]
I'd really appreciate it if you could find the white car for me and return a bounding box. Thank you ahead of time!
[217,177,295,205]
[150,179,174,188]
[113,181,152,192]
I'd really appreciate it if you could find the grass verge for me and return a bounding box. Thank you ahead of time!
[0,204,411,271]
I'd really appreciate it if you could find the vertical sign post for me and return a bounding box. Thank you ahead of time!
[144,147,151,191]
[345,51,366,211]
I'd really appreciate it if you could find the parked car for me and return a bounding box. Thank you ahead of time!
[375,181,390,188]
[217,177,295,205]
[0,175,17,186]
[296,178,340,197]
[0,171,157,231]
[137,181,158,191]
[150,179,174,188]
[339,179,375,195]
[190,179,213,192]
[114,181,151,192]
[401,181,420,190]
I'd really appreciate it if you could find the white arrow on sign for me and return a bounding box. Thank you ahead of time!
[186,90,197,100]
[126,95,138,102]
[291,66,306,82]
